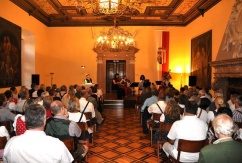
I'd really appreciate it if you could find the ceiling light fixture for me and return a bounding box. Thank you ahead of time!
[95,18,136,52]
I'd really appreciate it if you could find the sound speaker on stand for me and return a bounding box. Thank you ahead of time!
[32,74,40,85]
[189,76,196,86]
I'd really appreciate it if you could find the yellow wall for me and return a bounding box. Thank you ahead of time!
[0,0,235,92]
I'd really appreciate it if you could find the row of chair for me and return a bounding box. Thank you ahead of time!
[135,105,207,163]
[0,111,96,163]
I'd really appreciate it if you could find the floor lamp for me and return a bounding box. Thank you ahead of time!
[50,73,54,86]
[180,73,182,88]
[81,66,85,84]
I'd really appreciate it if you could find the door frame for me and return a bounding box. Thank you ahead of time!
[94,47,139,94]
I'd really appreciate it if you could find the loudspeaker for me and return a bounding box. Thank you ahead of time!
[189,76,197,86]
[32,74,40,85]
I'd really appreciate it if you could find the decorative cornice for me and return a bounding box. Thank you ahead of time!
[210,58,242,78]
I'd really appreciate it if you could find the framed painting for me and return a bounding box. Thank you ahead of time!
[191,30,212,89]
[0,17,21,88]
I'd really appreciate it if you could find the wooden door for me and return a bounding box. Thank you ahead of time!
[106,60,126,93]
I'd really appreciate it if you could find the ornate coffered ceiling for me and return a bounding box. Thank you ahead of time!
[10,0,221,27]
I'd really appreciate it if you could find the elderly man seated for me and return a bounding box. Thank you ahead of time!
[198,114,242,163]
[3,103,73,162]
[45,100,88,160]
[162,101,208,162]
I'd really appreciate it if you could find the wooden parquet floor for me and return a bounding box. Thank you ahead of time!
[88,94,158,163]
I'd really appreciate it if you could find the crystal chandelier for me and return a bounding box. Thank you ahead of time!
[67,0,130,15]
[95,20,135,52]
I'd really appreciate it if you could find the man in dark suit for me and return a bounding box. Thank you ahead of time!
[198,114,242,163]
[84,74,92,83]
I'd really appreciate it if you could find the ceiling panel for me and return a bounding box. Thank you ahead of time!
[10,0,221,27]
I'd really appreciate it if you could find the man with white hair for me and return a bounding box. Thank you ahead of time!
[198,114,242,163]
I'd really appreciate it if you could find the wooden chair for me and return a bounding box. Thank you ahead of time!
[61,137,88,163]
[84,112,95,143]
[0,136,7,149]
[147,113,162,146]
[157,122,172,162]
[168,139,206,163]
[235,122,242,128]
[0,136,7,160]
[77,122,89,162]
[61,138,79,163]
[0,121,15,137]
[77,122,90,146]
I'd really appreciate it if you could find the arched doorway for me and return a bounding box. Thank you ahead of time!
[94,47,139,94]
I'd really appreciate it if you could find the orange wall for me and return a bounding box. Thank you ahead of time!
[0,0,235,92]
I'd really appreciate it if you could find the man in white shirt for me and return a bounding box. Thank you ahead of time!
[148,90,166,120]
[79,89,95,118]
[3,103,73,163]
[162,101,208,162]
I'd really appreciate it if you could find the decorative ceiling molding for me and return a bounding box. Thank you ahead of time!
[10,0,221,27]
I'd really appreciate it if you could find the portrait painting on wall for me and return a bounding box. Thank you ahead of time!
[191,30,212,90]
[0,17,21,88]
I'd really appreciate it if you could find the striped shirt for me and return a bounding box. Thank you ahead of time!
[233,108,242,122]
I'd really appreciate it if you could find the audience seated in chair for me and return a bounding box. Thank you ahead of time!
[15,89,29,114]
[3,103,74,162]
[141,88,159,134]
[197,97,211,123]
[79,89,96,123]
[0,94,16,122]
[45,100,88,161]
[140,86,152,106]
[147,90,167,145]
[154,100,180,145]
[68,97,91,139]
[4,90,16,111]
[233,95,242,123]
[198,114,242,163]
[208,96,226,124]
[86,88,104,125]
[162,101,208,162]
[13,99,37,136]
[43,96,54,119]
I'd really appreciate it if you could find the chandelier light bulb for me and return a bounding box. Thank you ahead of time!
[95,24,136,51]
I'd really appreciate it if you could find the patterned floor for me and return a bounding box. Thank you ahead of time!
[88,107,157,163]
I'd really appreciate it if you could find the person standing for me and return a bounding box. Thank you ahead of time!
[84,74,93,84]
